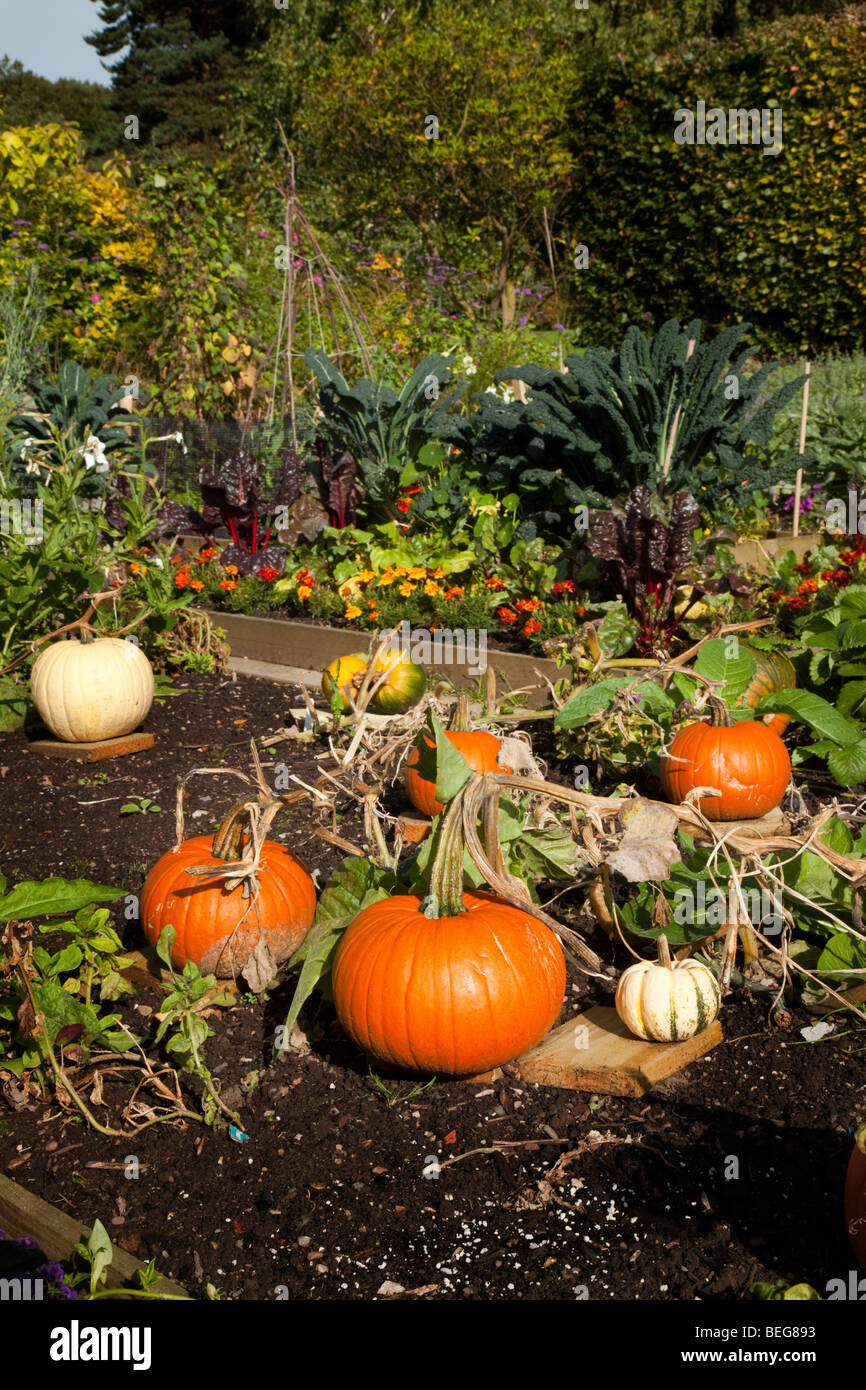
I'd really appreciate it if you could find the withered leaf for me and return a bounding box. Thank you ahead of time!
[606,800,681,882]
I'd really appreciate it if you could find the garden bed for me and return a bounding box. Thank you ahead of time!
[1,669,862,1301]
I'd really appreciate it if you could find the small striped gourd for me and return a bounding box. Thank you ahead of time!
[615,933,721,1042]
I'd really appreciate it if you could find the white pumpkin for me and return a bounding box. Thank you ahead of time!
[615,934,721,1042]
[30,637,154,743]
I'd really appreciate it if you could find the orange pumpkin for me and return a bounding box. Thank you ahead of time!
[845,1124,866,1274]
[140,814,316,976]
[405,729,512,817]
[660,696,791,821]
[332,889,565,1075]
[740,643,795,736]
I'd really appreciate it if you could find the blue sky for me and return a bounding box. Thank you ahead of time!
[0,0,114,84]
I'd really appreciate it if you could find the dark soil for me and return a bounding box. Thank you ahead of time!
[0,672,863,1301]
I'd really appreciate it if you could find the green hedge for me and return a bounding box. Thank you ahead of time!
[566,11,866,355]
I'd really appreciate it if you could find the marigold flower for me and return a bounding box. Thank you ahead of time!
[297,584,313,601]
[344,604,362,620]
[357,569,375,583]
[175,571,189,589]
[796,578,818,594]
[220,579,237,591]
[431,568,445,579]
[199,547,216,562]
[398,581,415,596]
[189,579,204,592]
[497,607,518,625]
[424,581,441,596]
[523,618,543,636]
[485,576,506,591]
[552,580,574,596]
[443,585,464,600]
[129,563,146,576]
[576,605,585,617]
[786,595,807,609]
[515,597,542,614]
[257,567,279,582]
[170,553,185,566]
[378,571,396,586]
[792,562,812,575]
[224,564,239,576]
[408,566,426,580]
[395,499,410,513]
[394,567,409,578]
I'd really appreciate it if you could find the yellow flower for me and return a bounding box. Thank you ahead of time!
[394,566,409,577]
[297,584,313,601]
[408,566,426,580]
[424,581,440,596]
[224,564,239,576]
[398,582,415,597]
[344,604,362,621]
[357,569,375,583]
[378,571,396,586]
[431,568,445,579]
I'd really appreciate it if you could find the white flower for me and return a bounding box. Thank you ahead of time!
[152,556,164,568]
[24,460,41,476]
[83,435,109,473]
[175,431,188,454]
[460,354,477,377]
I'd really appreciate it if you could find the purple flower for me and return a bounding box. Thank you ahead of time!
[553,323,565,331]
[90,292,102,304]
[37,242,50,250]
[519,316,528,326]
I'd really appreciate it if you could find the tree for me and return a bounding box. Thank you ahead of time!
[0,58,111,151]
[294,3,579,320]
[85,0,268,156]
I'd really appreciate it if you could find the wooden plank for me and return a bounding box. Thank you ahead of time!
[472,1005,722,1095]
[0,1172,189,1298]
[694,807,790,839]
[26,732,154,762]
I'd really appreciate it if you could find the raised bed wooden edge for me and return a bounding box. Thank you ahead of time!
[212,611,560,709]
[0,1171,190,1298]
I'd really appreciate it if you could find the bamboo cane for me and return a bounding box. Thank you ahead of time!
[792,360,811,539]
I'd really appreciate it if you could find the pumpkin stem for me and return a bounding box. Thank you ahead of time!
[212,799,254,861]
[450,692,472,733]
[706,694,735,727]
[423,792,468,918]
[656,932,673,969]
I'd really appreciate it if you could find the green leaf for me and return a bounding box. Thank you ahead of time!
[828,741,866,787]
[694,637,757,702]
[755,690,862,746]
[0,878,120,922]
[816,932,866,977]
[554,677,628,729]
[283,856,395,1034]
[154,924,176,970]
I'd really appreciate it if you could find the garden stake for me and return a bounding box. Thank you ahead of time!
[792,360,812,539]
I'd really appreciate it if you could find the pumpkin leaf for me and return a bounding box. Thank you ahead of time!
[283,856,396,1033]
[409,710,475,805]
[607,801,682,882]
[508,822,586,891]
[554,677,629,730]
[0,877,121,922]
[827,740,866,787]
[694,637,757,702]
[816,932,866,978]
[755,689,862,746]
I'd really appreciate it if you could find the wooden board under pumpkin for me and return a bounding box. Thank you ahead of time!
[473,1005,722,1096]
[26,731,154,762]
[0,1171,189,1298]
